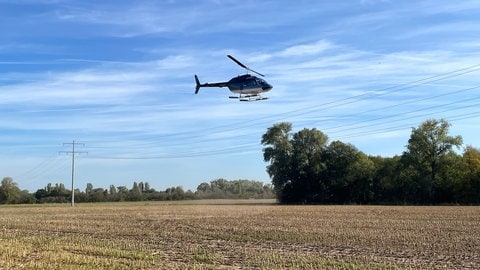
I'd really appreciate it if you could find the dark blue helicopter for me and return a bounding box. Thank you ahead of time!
[194,55,272,101]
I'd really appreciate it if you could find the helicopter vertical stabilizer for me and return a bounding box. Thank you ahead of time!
[194,75,201,94]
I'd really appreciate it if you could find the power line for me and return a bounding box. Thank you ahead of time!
[323,96,480,136]
[14,64,480,162]
[336,111,480,140]
[300,85,480,129]
[13,153,68,189]
[84,63,480,151]
[76,64,480,151]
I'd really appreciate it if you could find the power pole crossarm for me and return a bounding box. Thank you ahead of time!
[60,140,87,207]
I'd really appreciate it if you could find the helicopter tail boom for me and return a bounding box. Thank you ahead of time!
[194,75,229,94]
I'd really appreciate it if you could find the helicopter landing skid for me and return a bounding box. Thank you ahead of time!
[240,97,268,102]
[230,94,268,102]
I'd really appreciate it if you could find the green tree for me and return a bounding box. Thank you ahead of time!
[18,190,36,204]
[261,122,294,201]
[403,119,463,203]
[116,186,128,201]
[138,182,144,193]
[323,141,363,203]
[370,155,402,203]
[290,128,328,202]
[107,185,117,201]
[456,146,480,203]
[195,179,274,199]
[0,177,21,204]
[86,188,107,202]
[435,151,462,202]
[56,183,67,196]
[109,185,117,195]
[85,183,94,194]
[197,182,210,193]
[210,179,230,194]
[349,152,375,203]
[165,186,185,200]
[144,182,152,192]
[262,123,332,203]
[128,182,142,201]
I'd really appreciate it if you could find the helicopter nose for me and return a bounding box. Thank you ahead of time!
[263,83,273,91]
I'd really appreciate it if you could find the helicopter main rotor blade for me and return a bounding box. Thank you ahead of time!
[227,55,264,77]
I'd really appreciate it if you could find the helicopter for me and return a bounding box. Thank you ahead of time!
[194,55,273,101]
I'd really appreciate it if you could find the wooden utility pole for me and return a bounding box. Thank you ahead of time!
[60,140,87,206]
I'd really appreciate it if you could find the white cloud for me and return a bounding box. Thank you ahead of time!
[2,0,480,191]
[278,40,334,57]
[396,21,480,40]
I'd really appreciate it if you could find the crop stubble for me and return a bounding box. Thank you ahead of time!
[0,201,479,269]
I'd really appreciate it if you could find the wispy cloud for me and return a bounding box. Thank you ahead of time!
[396,21,480,40]
[1,0,479,191]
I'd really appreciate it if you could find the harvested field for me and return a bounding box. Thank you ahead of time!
[0,200,479,269]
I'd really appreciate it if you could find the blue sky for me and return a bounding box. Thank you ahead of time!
[1,0,479,192]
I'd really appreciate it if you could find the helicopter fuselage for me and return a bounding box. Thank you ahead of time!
[227,74,272,94]
[194,74,272,95]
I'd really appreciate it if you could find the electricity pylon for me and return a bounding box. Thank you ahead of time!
[60,140,87,206]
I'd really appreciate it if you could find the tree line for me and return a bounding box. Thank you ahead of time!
[0,178,274,204]
[2,118,478,205]
[261,119,480,204]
